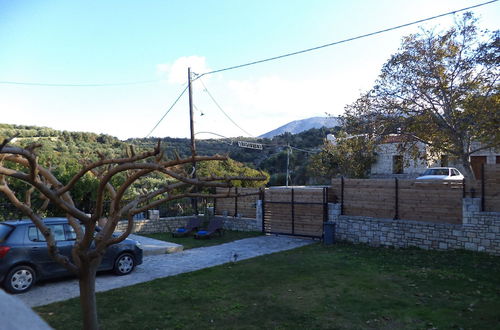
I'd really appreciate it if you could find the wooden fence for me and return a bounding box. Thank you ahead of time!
[214,187,261,218]
[483,164,500,212]
[330,164,500,223]
[213,164,499,228]
[331,178,463,224]
[263,188,328,238]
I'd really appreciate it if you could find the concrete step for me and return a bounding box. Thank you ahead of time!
[129,234,183,256]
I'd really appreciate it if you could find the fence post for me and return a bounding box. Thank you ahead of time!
[291,188,295,235]
[481,163,485,212]
[394,178,399,220]
[260,188,266,233]
[234,187,238,217]
[213,192,217,216]
[323,187,328,223]
[340,177,344,215]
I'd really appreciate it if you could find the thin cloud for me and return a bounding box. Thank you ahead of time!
[157,56,211,85]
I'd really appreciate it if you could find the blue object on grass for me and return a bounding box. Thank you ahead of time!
[177,228,186,233]
[197,230,208,235]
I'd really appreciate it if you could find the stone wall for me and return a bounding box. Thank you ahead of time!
[370,142,431,179]
[328,199,500,255]
[216,215,262,232]
[115,216,191,234]
[114,211,263,235]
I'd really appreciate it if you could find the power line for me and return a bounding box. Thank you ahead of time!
[197,77,255,137]
[2,1,495,88]
[194,131,234,145]
[195,0,498,78]
[145,85,189,138]
[290,145,320,154]
[0,79,161,87]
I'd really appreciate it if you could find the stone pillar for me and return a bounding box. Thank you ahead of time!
[462,198,481,225]
[328,203,341,222]
[148,209,160,220]
[256,200,263,229]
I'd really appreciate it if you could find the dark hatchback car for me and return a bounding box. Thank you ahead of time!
[0,217,143,294]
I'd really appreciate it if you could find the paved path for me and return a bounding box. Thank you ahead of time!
[18,235,314,307]
[128,234,184,255]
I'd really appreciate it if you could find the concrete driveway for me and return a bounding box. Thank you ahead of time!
[17,235,314,307]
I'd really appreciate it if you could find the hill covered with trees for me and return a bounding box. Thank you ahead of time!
[0,122,338,197]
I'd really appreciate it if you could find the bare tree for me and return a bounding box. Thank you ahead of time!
[0,139,265,329]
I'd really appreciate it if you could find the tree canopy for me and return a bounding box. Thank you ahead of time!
[343,13,499,179]
[309,133,377,179]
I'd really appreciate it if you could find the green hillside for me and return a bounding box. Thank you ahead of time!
[0,123,338,188]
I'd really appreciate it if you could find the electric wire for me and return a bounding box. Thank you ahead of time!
[0,79,161,87]
[194,131,234,145]
[194,0,498,78]
[145,85,189,138]
[198,77,255,137]
[1,1,495,87]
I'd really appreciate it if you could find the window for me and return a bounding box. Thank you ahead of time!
[0,224,13,242]
[64,224,77,240]
[28,224,67,242]
[392,155,404,174]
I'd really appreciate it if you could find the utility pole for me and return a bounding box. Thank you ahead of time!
[188,67,198,215]
[286,144,290,187]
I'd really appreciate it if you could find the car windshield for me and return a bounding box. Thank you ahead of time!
[423,169,449,176]
[0,224,14,242]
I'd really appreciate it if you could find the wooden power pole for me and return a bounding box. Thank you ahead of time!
[188,67,198,215]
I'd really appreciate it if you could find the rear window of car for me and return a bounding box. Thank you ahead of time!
[0,224,14,242]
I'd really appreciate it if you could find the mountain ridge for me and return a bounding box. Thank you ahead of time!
[259,116,340,138]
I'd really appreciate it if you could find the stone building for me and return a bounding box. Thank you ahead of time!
[370,135,500,179]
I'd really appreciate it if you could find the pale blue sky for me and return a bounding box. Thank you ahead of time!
[1,0,498,139]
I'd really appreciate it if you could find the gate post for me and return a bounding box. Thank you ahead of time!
[481,163,485,212]
[234,187,238,217]
[291,188,295,235]
[394,178,399,220]
[260,188,266,233]
[340,177,344,215]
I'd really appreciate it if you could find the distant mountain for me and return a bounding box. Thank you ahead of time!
[259,116,340,138]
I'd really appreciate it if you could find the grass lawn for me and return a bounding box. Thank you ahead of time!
[36,242,500,329]
[142,230,263,250]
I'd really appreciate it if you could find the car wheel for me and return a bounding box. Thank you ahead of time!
[4,265,36,294]
[113,253,135,275]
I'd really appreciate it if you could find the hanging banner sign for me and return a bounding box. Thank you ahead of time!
[237,141,263,150]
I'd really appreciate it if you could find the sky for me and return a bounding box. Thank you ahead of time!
[0,0,499,140]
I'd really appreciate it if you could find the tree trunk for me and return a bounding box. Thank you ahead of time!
[460,154,476,181]
[78,259,101,330]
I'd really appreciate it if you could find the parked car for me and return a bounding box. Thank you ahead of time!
[0,217,142,294]
[416,167,464,181]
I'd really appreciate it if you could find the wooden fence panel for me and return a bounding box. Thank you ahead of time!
[343,179,395,219]
[484,164,500,212]
[331,178,464,224]
[214,187,260,218]
[399,180,462,224]
[264,188,325,238]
